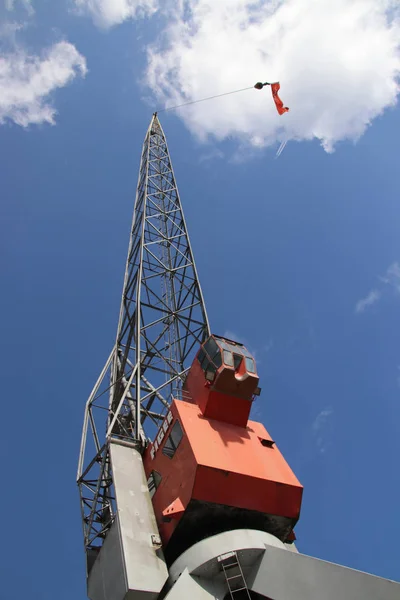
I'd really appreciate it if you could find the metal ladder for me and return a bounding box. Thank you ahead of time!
[218,551,251,599]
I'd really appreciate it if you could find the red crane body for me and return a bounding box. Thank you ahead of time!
[143,335,303,564]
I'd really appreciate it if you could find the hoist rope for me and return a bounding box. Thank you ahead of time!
[157,85,254,113]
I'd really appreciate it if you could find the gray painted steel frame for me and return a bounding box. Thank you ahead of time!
[87,442,168,600]
[77,114,209,573]
[164,529,400,600]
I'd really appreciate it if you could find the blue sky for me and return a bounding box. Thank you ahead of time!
[1,1,400,599]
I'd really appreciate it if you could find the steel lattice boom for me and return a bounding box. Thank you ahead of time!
[77,114,209,564]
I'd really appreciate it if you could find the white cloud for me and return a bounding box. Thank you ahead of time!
[5,0,34,15]
[0,41,87,127]
[312,407,333,454]
[380,261,400,293]
[355,289,381,314]
[198,147,224,163]
[356,262,400,314]
[145,0,400,152]
[312,408,332,432]
[74,0,158,28]
[0,20,23,42]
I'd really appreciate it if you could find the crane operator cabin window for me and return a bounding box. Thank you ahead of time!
[162,420,183,459]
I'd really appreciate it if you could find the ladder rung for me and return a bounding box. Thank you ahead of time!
[229,585,247,591]
[228,583,248,591]
[223,561,239,569]
[225,568,240,575]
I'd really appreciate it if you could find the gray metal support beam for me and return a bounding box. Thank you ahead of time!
[87,442,168,600]
[165,529,400,600]
[163,570,223,600]
[249,544,399,600]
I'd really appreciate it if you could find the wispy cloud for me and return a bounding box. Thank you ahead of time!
[312,407,333,454]
[355,262,400,314]
[5,0,34,15]
[355,289,382,314]
[73,0,158,28]
[198,147,224,164]
[0,41,87,127]
[380,262,400,293]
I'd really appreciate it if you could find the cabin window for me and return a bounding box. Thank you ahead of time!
[201,356,210,373]
[201,338,222,371]
[218,340,231,352]
[206,362,216,376]
[245,357,256,373]
[233,354,242,370]
[197,347,206,366]
[200,353,210,371]
[204,337,219,361]
[223,350,234,367]
[147,470,162,498]
[162,420,184,459]
[213,350,222,368]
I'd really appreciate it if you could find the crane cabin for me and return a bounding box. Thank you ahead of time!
[143,335,303,565]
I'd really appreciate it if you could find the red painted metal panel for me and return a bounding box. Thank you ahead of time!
[143,399,303,549]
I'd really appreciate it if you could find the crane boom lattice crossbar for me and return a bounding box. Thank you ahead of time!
[77,114,209,563]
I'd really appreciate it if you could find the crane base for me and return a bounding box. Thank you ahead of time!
[162,529,399,599]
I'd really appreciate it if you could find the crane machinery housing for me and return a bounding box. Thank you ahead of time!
[77,114,399,600]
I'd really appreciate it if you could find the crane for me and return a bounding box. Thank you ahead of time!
[77,114,399,600]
